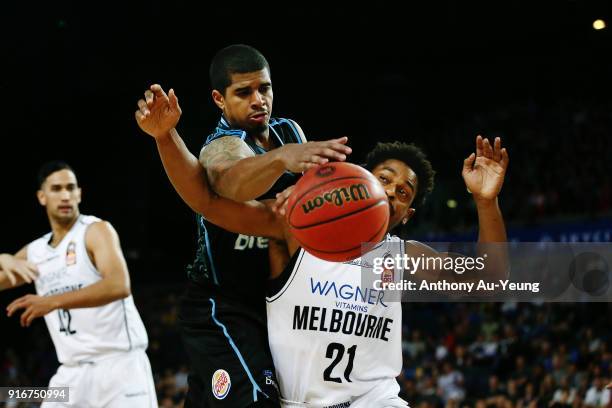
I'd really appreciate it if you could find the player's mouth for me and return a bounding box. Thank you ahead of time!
[249,112,268,123]
[58,205,73,213]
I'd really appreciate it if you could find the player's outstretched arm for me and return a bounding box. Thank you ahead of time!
[462,135,510,282]
[403,137,509,286]
[135,84,220,215]
[0,247,37,290]
[200,131,352,202]
[155,146,285,239]
[6,221,131,327]
[205,195,286,241]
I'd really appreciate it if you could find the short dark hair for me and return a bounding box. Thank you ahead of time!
[209,44,270,94]
[365,141,435,207]
[37,161,75,188]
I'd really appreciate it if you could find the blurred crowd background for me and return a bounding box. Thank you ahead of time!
[3,292,612,408]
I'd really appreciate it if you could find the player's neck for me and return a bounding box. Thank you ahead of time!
[251,129,272,150]
[48,213,80,247]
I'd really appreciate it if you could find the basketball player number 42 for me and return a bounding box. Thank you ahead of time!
[57,309,76,335]
[324,343,356,383]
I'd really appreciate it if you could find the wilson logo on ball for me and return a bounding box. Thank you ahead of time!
[301,184,371,214]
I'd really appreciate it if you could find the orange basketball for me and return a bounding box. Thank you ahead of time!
[286,162,390,262]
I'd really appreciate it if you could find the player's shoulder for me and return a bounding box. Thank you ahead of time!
[404,239,440,257]
[270,117,306,143]
[386,235,426,255]
[82,216,119,243]
[204,124,247,146]
[79,214,102,226]
[269,117,295,127]
[82,217,117,236]
[269,117,300,129]
[205,129,247,145]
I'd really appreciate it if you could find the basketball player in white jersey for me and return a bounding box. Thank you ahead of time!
[0,161,156,407]
[263,137,507,407]
[143,126,509,407]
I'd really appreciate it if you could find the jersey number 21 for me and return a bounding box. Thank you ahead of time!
[324,342,356,383]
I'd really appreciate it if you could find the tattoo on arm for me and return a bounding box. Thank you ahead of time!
[199,137,255,186]
[200,137,253,166]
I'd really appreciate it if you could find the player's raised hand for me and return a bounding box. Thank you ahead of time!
[135,84,182,140]
[6,294,58,327]
[462,135,509,201]
[0,254,38,285]
[277,137,352,172]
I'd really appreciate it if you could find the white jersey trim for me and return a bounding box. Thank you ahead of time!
[121,299,133,351]
[79,216,103,277]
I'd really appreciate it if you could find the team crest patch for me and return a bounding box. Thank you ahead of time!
[212,369,231,400]
[381,253,394,283]
[66,241,77,266]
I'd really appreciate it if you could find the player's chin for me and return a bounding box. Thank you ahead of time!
[250,122,269,133]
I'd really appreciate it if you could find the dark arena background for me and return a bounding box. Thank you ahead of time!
[1,1,612,407]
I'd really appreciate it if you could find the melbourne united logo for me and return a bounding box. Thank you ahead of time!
[65,241,77,266]
[315,165,336,178]
[212,369,231,400]
[301,184,371,215]
[381,253,395,284]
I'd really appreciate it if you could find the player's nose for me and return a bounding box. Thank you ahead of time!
[251,91,265,107]
[385,186,396,199]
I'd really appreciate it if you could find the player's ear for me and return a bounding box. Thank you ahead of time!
[76,187,82,205]
[212,89,225,110]
[402,208,416,225]
[37,189,46,206]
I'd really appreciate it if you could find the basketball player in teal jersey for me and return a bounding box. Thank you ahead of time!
[135,106,509,407]
[136,44,351,406]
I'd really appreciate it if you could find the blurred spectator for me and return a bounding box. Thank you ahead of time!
[552,376,577,406]
[584,377,611,407]
[437,361,465,403]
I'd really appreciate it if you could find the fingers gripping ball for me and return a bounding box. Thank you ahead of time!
[286,162,390,262]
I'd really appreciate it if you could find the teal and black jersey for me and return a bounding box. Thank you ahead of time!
[186,115,303,309]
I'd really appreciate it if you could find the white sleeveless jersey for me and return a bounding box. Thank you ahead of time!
[28,215,148,365]
[266,236,405,406]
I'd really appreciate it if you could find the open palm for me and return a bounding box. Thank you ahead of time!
[462,135,509,201]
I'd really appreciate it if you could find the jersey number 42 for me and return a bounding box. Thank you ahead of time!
[58,309,76,336]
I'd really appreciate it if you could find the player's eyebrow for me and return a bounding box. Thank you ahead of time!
[403,179,416,192]
[382,166,415,191]
[50,182,76,188]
